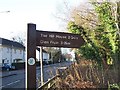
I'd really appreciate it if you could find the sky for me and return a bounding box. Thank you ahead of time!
[0,0,87,40]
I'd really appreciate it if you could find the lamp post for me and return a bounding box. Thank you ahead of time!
[0,11,10,13]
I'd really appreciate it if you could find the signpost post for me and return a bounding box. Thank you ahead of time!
[40,46,44,86]
[27,23,36,89]
[26,23,85,89]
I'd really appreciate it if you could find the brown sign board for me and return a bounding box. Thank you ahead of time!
[36,30,84,48]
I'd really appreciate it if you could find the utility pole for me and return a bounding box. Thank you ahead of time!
[0,11,10,13]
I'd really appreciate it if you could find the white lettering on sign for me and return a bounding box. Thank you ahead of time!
[40,33,78,40]
[40,40,49,44]
[64,41,70,45]
[49,34,55,38]
[56,35,67,39]
[68,36,71,39]
[60,41,71,45]
[71,36,78,40]
[41,34,48,38]
[61,41,63,45]
[39,40,71,46]
[36,30,84,48]
[50,41,59,45]
[40,40,60,45]
[68,36,78,40]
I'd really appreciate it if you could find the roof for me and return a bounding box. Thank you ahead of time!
[0,37,25,49]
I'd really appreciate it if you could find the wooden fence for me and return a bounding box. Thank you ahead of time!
[37,74,60,90]
[37,63,76,90]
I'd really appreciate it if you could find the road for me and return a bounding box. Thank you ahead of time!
[0,69,25,89]
[0,61,73,89]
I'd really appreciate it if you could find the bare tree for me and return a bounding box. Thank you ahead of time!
[11,32,26,46]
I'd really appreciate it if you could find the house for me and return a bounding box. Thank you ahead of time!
[36,48,50,64]
[0,37,25,67]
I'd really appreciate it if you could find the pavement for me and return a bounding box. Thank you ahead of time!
[0,65,49,78]
[0,70,20,78]
[0,62,73,78]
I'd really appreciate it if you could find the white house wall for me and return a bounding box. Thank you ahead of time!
[36,50,49,61]
[0,45,2,67]
[11,47,25,62]
[2,45,11,65]
[1,45,25,65]
[43,53,49,61]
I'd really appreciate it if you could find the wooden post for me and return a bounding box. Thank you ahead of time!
[40,46,44,85]
[26,23,36,89]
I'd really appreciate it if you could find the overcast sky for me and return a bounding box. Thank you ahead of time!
[0,0,87,40]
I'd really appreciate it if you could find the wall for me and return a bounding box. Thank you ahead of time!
[43,52,50,61]
[0,45,2,67]
[11,47,25,63]
[1,45,25,65]
[1,45,11,65]
[36,50,50,61]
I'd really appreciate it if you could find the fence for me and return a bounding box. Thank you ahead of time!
[37,63,76,90]
[37,74,60,90]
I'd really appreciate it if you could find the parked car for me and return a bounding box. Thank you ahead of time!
[2,63,15,71]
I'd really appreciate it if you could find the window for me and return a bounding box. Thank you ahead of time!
[0,47,1,52]
[2,60,4,63]
[14,49,16,54]
[20,50,22,54]
[7,48,9,53]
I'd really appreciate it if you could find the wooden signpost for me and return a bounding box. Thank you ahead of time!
[27,23,36,89]
[26,23,84,89]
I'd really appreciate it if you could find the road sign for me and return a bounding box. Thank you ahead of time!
[28,58,35,65]
[27,23,85,89]
[36,30,84,48]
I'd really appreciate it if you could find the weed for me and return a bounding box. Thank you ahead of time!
[55,57,120,89]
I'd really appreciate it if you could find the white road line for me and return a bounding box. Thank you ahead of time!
[0,80,20,88]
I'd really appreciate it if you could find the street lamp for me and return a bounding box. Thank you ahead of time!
[0,11,10,13]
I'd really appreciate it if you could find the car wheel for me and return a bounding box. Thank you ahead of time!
[7,68,9,71]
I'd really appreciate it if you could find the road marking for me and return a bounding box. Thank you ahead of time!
[0,80,20,88]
